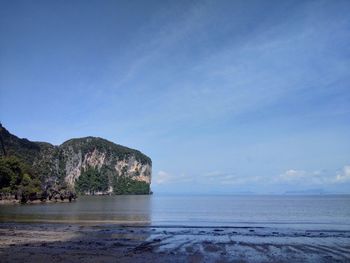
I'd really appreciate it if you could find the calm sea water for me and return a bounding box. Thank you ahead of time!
[1,195,349,229]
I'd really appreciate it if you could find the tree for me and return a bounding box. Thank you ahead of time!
[75,167,109,195]
[0,156,42,202]
[112,175,149,195]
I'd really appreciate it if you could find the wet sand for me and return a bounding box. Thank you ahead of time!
[0,223,349,263]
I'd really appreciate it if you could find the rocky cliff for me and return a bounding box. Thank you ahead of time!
[0,124,152,198]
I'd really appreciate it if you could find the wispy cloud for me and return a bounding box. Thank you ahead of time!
[96,0,350,139]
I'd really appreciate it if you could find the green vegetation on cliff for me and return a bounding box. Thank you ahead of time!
[0,124,41,165]
[75,167,150,195]
[0,156,42,203]
[112,175,150,195]
[75,168,109,194]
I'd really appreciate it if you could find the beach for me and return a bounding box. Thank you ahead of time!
[1,222,349,263]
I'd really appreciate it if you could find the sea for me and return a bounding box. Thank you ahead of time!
[1,194,349,230]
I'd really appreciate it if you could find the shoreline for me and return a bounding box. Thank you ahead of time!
[0,199,76,205]
[0,218,349,231]
[0,222,349,262]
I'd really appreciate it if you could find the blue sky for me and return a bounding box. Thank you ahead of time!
[1,0,349,194]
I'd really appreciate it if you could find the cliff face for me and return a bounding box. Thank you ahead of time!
[58,137,152,194]
[0,124,152,195]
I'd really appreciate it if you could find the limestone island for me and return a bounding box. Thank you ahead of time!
[0,124,152,204]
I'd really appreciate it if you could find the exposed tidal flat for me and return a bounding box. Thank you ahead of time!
[0,195,350,262]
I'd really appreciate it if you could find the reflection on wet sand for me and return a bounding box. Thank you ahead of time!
[0,223,349,263]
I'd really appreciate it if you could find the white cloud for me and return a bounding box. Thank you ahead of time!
[279,165,350,185]
[335,165,350,183]
[153,171,193,185]
[202,171,265,186]
[278,169,329,185]
[204,171,236,179]
[154,170,172,185]
[279,169,306,180]
[155,165,350,188]
[220,176,263,185]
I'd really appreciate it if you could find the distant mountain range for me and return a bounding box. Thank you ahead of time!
[284,189,326,195]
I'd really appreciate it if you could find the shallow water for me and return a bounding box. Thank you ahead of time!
[1,195,349,229]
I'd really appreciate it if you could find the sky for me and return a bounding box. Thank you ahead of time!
[0,0,349,194]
